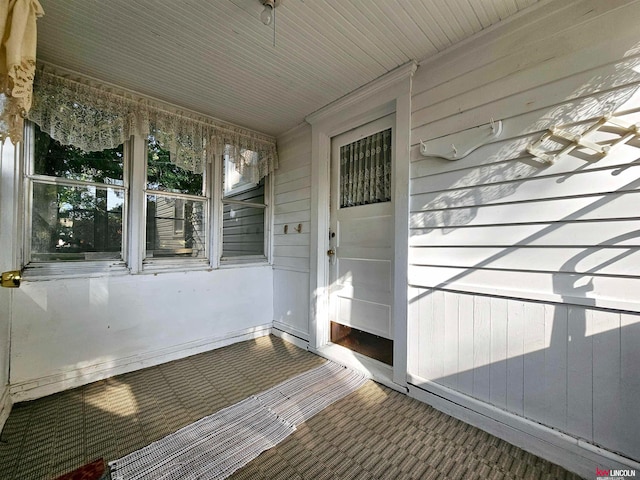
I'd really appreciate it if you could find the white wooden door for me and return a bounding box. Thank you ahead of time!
[329,115,395,340]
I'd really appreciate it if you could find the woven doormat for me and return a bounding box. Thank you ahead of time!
[109,361,367,480]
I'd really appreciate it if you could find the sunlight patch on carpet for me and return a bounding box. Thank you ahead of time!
[109,361,368,480]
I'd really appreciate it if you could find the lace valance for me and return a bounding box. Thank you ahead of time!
[28,65,278,176]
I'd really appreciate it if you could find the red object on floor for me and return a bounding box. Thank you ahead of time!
[53,458,105,480]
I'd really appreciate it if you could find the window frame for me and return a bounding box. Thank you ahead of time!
[142,137,211,271]
[218,149,271,266]
[222,154,259,198]
[21,121,130,277]
[20,124,273,278]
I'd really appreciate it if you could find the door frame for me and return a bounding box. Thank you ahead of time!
[306,61,417,388]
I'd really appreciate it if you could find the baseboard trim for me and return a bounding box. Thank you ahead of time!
[271,326,309,349]
[309,343,407,394]
[408,374,640,479]
[10,324,272,403]
[0,386,12,432]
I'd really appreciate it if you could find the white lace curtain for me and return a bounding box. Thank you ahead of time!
[0,0,44,144]
[27,66,278,176]
[340,128,392,208]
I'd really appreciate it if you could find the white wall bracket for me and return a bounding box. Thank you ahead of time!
[420,119,503,161]
[527,113,639,165]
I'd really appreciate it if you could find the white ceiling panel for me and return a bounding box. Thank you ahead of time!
[36,0,539,136]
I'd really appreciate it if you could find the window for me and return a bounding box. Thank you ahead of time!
[26,123,126,263]
[23,125,272,275]
[145,137,208,260]
[221,149,267,260]
[22,68,279,275]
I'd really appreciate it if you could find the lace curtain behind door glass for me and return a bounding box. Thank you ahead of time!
[339,128,391,208]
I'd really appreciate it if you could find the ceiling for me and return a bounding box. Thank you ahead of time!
[36,0,539,137]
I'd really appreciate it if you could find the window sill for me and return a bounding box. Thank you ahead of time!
[20,257,271,280]
[141,258,212,274]
[21,261,130,281]
[219,256,269,268]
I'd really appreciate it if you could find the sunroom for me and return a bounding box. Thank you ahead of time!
[0,0,639,479]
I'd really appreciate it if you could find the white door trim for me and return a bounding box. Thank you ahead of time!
[306,61,417,388]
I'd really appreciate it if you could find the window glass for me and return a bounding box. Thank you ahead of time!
[221,149,266,259]
[28,125,125,263]
[33,124,124,185]
[223,149,259,197]
[147,137,203,195]
[31,184,124,261]
[145,137,208,260]
[145,195,206,258]
[222,197,265,257]
[339,127,391,208]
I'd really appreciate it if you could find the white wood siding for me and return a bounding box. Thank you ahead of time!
[409,0,640,462]
[272,124,312,339]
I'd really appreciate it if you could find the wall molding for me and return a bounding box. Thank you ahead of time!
[272,321,309,342]
[408,374,640,479]
[306,61,418,126]
[272,265,310,274]
[0,386,12,432]
[271,326,309,350]
[309,343,406,394]
[277,121,312,143]
[10,324,272,403]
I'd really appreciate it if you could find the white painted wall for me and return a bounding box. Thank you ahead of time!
[0,140,19,426]
[0,287,9,420]
[408,0,640,468]
[10,266,273,401]
[272,124,312,341]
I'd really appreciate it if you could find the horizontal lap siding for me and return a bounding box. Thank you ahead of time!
[408,0,640,461]
[272,125,313,339]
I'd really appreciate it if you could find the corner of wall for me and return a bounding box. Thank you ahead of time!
[0,384,11,432]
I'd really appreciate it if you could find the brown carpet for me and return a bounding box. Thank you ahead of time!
[231,380,583,480]
[0,335,582,480]
[0,336,324,480]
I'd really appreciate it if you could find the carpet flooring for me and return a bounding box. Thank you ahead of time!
[0,335,582,480]
[109,362,367,479]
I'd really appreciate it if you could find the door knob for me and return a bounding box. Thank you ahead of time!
[327,249,335,256]
[1,270,21,288]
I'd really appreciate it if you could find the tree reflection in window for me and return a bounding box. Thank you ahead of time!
[30,124,125,262]
[145,136,207,259]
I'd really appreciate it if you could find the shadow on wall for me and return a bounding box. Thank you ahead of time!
[408,41,640,463]
[409,223,640,462]
[411,44,640,232]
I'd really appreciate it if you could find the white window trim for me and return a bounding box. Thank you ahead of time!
[222,153,259,198]
[19,129,274,279]
[21,122,130,278]
[218,173,272,267]
[217,146,272,266]
[142,136,212,272]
